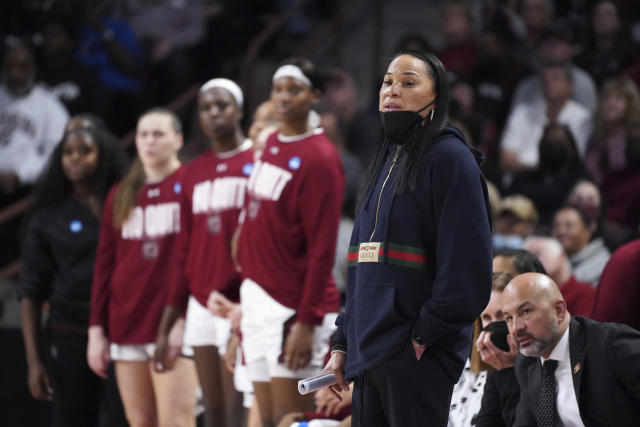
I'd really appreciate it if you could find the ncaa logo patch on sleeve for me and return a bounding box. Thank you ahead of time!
[288,156,301,170]
[69,220,83,233]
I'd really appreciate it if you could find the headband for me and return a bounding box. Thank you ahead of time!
[199,78,244,108]
[272,64,312,87]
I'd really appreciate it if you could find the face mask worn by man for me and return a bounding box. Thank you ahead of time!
[380,98,437,145]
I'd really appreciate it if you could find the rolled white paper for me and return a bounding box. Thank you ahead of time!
[297,372,337,395]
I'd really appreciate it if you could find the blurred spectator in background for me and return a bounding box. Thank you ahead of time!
[523,236,595,317]
[492,194,538,250]
[585,78,640,246]
[74,0,145,136]
[321,68,379,168]
[460,29,528,185]
[593,239,640,330]
[585,77,640,183]
[567,179,602,216]
[449,78,500,175]
[552,204,610,286]
[474,0,521,44]
[115,0,206,106]
[507,123,590,228]
[472,29,528,126]
[601,124,640,247]
[576,0,640,88]
[0,41,69,268]
[438,0,477,82]
[38,10,101,116]
[512,22,598,113]
[500,61,592,175]
[512,0,554,64]
[0,41,69,193]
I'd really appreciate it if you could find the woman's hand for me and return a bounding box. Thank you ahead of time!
[154,317,184,372]
[207,292,242,332]
[315,384,352,416]
[26,360,52,401]
[322,351,349,399]
[87,325,110,379]
[284,322,314,371]
[476,331,518,371]
[166,317,185,364]
[224,333,239,373]
[207,290,233,318]
[153,333,171,372]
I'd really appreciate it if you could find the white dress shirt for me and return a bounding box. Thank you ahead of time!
[500,97,593,168]
[540,326,585,427]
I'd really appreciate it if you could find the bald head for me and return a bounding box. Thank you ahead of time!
[501,273,569,358]
[504,273,564,302]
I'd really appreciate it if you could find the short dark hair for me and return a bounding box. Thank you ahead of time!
[493,248,547,275]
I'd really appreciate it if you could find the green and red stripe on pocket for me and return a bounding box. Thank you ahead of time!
[347,243,433,269]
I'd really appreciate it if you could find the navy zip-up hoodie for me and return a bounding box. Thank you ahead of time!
[334,126,493,380]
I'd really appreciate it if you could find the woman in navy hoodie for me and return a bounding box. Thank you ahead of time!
[323,52,493,427]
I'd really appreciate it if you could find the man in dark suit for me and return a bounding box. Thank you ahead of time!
[501,272,640,426]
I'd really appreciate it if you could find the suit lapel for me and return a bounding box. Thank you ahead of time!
[569,318,586,411]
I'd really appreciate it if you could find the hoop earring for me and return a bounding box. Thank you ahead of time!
[430,109,435,121]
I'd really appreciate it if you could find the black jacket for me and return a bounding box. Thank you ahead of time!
[18,195,100,331]
[514,316,640,426]
[475,367,520,427]
[334,126,493,380]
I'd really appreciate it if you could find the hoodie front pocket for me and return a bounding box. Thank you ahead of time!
[352,281,409,349]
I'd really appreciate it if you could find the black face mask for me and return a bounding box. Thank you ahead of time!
[539,139,570,174]
[379,98,436,145]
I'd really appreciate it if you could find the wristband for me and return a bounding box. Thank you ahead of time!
[330,343,347,354]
